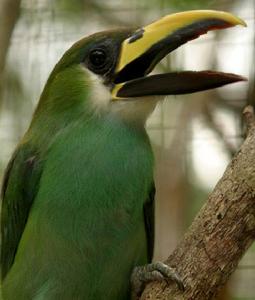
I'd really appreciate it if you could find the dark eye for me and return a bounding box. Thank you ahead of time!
[89,49,107,68]
[86,44,115,76]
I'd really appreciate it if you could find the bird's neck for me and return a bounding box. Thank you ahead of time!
[22,66,159,150]
[87,71,160,126]
[22,66,92,148]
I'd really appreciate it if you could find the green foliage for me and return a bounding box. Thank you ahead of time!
[139,0,220,10]
[54,0,85,13]
[51,0,222,23]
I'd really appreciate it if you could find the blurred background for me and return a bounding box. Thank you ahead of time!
[0,0,254,299]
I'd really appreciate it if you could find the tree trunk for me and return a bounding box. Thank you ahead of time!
[141,106,255,300]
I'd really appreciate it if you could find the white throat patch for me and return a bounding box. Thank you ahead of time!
[87,69,161,124]
[87,70,111,113]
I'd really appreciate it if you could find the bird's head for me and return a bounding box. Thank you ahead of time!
[37,10,246,125]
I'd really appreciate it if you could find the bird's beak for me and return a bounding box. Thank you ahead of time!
[111,10,247,99]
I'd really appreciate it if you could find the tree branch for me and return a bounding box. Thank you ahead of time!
[141,106,255,300]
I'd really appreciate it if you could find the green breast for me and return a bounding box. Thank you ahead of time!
[3,114,154,299]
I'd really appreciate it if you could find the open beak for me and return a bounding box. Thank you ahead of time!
[112,10,247,99]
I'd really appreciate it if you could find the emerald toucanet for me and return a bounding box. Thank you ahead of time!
[1,10,246,300]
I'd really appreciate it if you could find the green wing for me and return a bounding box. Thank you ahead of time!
[0,144,41,280]
[143,184,155,262]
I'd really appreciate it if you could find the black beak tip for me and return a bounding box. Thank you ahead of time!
[116,71,247,98]
[224,73,247,83]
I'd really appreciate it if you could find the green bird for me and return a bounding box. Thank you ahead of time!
[1,10,246,300]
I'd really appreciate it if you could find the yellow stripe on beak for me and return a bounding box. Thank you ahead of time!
[116,10,246,74]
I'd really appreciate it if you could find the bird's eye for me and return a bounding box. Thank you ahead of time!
[86,45,115,75]
[89,49,107,68]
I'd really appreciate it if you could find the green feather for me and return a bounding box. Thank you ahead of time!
[1,30,155,300]
[2,115,154,299]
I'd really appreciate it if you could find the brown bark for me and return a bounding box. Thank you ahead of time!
[141,106,255,300]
